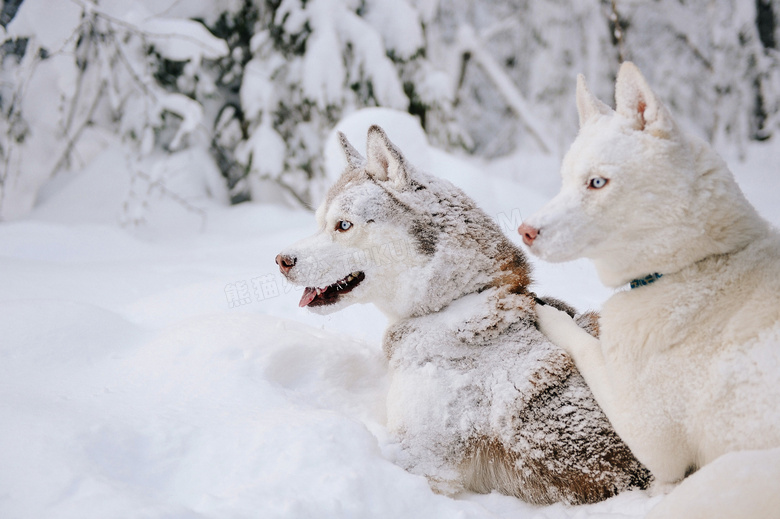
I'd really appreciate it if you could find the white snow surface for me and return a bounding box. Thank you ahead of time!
[2,112,778,517]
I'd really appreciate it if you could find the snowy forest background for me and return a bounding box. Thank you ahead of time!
[1,0,779,222]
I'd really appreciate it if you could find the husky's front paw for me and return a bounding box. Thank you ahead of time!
[536,303,587,355]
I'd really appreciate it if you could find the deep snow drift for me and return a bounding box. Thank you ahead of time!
[1,111,777,518]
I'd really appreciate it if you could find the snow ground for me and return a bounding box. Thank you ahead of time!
[1,115,777,518]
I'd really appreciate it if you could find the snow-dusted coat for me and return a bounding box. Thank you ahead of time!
[278,126,650,504]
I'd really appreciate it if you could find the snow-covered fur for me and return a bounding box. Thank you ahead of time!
[277,126,650,505]
[522,62,780,517]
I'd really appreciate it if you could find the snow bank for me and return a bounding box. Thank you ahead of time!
[0,232,651,518]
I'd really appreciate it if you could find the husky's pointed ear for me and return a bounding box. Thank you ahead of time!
[365,125,410,189]
[338,131,366,170]
[615,62,676,138]
[576,74,612,127]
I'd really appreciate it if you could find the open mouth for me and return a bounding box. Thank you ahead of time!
[299,271,365,308]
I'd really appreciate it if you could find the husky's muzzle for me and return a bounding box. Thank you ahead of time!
[275,253,366,308]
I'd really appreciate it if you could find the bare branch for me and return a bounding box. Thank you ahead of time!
[49,79,108,177]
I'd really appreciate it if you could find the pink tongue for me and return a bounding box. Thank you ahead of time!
[299,287,318,307]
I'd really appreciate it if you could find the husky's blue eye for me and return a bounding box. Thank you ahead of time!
[588,177,609,189]
[336,220,353,232]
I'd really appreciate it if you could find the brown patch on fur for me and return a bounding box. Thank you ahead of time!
[506,372,651,505]
[576,310,601,338]
[459,352,647,505]
[465,439,563,503]
[462,439,527,499]
[492,241,533,293]
[463,423,650,506]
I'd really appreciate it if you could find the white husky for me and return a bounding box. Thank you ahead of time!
[276,125,650,504]
[520,62,780,517]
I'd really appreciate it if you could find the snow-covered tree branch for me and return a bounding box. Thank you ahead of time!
[0,0,778,221]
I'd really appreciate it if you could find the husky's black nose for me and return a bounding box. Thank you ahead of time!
[275,254,296,274]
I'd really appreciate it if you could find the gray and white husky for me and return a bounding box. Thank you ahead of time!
[276,126,650,505]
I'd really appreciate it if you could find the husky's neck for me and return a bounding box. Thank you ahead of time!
[377,173,532,322]
[593,135,770,288]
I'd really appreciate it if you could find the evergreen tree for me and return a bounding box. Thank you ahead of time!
[0,0,778,221]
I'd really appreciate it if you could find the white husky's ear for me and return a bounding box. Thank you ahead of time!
[338,131,366,170]
[576,74,612,127]
[365,125,410,189]
[615,61,676,138]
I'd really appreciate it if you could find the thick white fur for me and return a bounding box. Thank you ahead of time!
[527,62,780,518]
